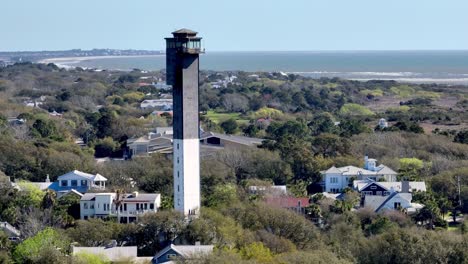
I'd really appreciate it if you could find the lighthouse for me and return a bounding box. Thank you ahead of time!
[165,29,203,216]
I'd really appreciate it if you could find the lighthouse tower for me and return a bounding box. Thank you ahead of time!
[165,29,203,216]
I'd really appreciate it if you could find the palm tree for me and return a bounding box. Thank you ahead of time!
[41,190,57,209]
[113,189,125,223]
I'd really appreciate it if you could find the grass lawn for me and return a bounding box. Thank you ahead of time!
[205,110,249,124]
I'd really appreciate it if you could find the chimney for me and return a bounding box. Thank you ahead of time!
[401,181,410,193]
[195,241,201,246]
[132,191,139,198]
[364,156,369,169]
[46,174,50,183]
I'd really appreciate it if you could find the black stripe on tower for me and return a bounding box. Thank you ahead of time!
[171,54,199,140]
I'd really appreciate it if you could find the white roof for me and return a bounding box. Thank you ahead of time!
[325,166,342,174]
[58,170,107,182]
[324,164,397,176]
[375,165,397,175]
[93,174,107,182]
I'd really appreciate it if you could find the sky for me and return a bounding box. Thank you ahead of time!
[1,0,468,51]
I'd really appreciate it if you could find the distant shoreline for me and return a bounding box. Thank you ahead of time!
[38,55,164,69]
[36,52,468,85]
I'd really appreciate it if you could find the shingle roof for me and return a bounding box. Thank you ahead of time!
[154,244,214,260]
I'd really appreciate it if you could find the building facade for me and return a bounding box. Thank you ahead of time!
[80,192,161,223]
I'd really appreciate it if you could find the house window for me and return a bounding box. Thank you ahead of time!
[167,254,177,260]
[362,191,373,196]
[394,202,401,209]
[330,177,338,184]
[124,204,127,211]
[376,191,382,196]
[84,215,88,220]
[383,191,390,196]
[370,186,377,190]
[61,180,68,187]
[90,204,94,209]
[150,203,154,210]
[144,203,148,210]
[81,180,87,186]
[136,203,140,210]
[83,203,88,209]
[71,180,78,187]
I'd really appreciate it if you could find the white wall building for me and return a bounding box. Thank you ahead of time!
[322,156,398,193]
[80,192,161,223]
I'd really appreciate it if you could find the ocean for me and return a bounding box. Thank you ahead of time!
[46,51,468,84]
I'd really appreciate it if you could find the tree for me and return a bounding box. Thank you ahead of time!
[454,130,468,144]
[137,211,186,255]
[311,133,350,157]
[13,228,69,264]
[94,137,118,158]
[31,118,62,140]
[221,119,238,134]
[398,158,424,181]
[308,113,336,136]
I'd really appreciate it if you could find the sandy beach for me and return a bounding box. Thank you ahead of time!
[39,54,164,68]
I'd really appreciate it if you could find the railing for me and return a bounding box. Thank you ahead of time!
[181,47,205,54]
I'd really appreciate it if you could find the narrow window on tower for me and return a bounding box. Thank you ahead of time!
[177,171,179,178]
[177,143,179,149]
[177,185,180,192]
[177,157,179,164]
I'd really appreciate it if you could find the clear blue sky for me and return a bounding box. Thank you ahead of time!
[2,0,467,51]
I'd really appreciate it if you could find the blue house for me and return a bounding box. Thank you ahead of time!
[153,244,214,264]
[48,170,108,194]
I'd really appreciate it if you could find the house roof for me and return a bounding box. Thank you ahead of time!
[355,180,426,192]
[93,174,107,182]
[57,189,84,198]
[80,192,160,202]
[375,193,412,212]
[128,130,264,148]
[30,181,53,191]
[72,246,137,261]
[325,166,342,174]
[375,165,397,175]
[364,194,393,211]
[202,132,264,146]
[172,28,198,35]
[264,197,310,208]
[337,166,376,176]
[154,244,214,260]
[57,170,108,182]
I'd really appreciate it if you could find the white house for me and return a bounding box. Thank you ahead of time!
[80,192,161,223]
[322,156,398,193]
[378,118,388,129]
[48,170,107,193]
[140,99,173,110]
